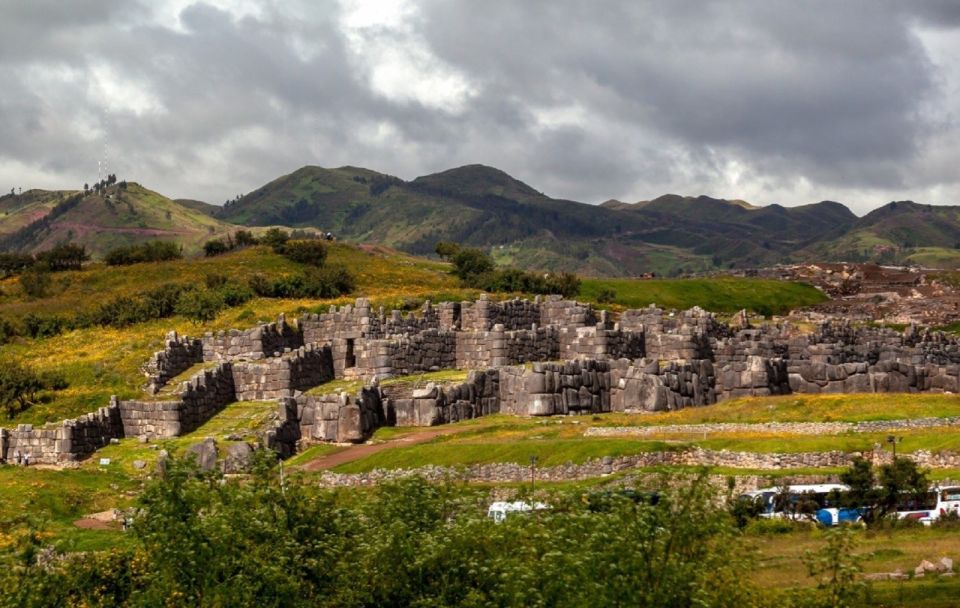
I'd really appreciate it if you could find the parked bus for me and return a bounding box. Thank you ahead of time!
[487,501,549,523]
[817,485,960,526]
[739,484,848,520]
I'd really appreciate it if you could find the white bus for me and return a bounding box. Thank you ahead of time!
[739,484,848,520]
[487,501,549,523]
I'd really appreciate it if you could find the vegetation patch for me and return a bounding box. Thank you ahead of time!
[579,276,827,315]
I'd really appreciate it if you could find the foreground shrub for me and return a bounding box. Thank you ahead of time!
[0,464,769,607]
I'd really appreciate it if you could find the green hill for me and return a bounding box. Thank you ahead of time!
[0,189,76,237]
[0,183,239,258]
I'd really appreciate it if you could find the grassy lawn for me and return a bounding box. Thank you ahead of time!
[595,393,960,425]
[749,525,960,590]
[579,276,827,314]
[0,465,139,552]
[333,437,679,473]
[80,400,279,477]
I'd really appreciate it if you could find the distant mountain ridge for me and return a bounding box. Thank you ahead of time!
[214,163,958,275]
[3,164,958,275]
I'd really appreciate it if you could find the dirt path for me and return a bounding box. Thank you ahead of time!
[297,426,474,472]
[73,518,118,531]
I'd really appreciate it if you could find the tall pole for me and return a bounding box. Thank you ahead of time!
[530,455,537,494]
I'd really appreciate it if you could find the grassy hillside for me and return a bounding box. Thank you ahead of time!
[579,276,827,313]
[0,183,238,258]
[0,189,74,237]
[0,244,475,425]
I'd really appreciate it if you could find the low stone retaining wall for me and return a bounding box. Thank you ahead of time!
[586,416,960,438]
[0,405,123,464]
[313,447,960,487]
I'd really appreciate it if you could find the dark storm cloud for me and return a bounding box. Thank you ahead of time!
[0,0,957,211]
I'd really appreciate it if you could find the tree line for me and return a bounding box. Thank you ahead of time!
[436,242,580,298]
[0,457,877,608]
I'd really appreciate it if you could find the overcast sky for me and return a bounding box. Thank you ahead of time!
[1,1,958,214]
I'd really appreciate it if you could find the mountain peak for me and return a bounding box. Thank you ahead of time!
[411,164,542,199]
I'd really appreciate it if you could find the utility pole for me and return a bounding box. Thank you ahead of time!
[529,455,538,494]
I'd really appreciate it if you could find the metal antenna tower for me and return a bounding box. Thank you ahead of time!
[98,109,110,182]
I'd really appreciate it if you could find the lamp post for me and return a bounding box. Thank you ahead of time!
[886,435,901,461]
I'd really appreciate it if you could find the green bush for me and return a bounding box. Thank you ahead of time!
[33,243,89,271]
[248,273,273,297]
[281,240,328,266]
[0,359,66,418]
[19,269,51,298]
[204,272,229,289]
[451,247,494,280]
[104,241,182,266]
[260,227,290,253]
[175,289,225,324]
[203,239,230,257]
[0,466,770,607]
[217,282,254,307]
[596,287,617,304]
[21,313,65,338]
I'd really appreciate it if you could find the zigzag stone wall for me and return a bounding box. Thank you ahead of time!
[142,331,203,394]
[203,314,302,362]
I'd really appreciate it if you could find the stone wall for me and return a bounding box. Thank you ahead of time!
[0,405,122,464]
[118,363,237,438]
[232,344,334,401]
[540,295,596,328]
[142,331,203,394]
[357,330,458,379]
[294,387,385,443]
[498,360,612,416]
[386,370,500,427]
[611,358,716,411]
[559,325,643,361]
[203,314,302,362]
[460,295,542,331]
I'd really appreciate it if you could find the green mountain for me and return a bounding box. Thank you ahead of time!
[7,165,955,274]
[0,183,238,258]
[223,164,934,275]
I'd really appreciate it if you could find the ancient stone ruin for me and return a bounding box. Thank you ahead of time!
[5,294,960,465]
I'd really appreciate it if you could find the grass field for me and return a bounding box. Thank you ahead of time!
[318,391,960,473]
[578,276,827,314]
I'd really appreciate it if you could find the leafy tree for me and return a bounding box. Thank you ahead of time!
[839,456,930,525]
[801,526,865,608]
[175,289,225,324]
[0,360,64,417]
[434,241,461,259]
[451,247,494,280]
